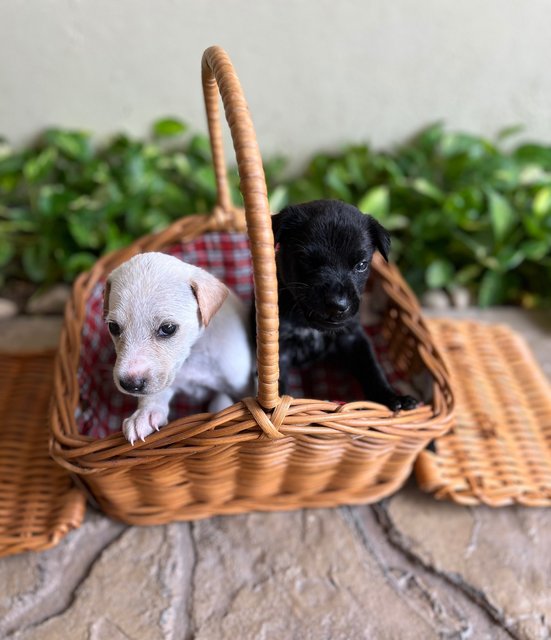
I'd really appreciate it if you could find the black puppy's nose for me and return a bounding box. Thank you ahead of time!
[119,376,147,394]
[326,297,351,319]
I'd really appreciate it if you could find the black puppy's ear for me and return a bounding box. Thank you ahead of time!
[271,205,307,243]
[271,209,287,243]
[364,215,391,262]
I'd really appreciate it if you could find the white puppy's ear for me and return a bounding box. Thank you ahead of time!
[103,277,112,319]
[190,271,229,327]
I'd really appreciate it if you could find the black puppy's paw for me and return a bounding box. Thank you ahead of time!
[385,394,419,412]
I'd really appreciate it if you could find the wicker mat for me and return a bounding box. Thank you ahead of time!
[417,319,551,506]
[1,318,550,556]
[0,351,85,557]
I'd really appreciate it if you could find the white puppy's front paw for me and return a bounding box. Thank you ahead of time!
[122,406,169,445]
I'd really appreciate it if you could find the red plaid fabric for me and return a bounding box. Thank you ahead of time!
[77,232,412,438]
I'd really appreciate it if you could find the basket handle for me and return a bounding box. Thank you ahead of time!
[202,46,280,410]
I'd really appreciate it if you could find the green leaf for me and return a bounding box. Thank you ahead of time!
[344,151,366,185]
[426,259,454,288]
[518,164,550,186]
[43,129,92,162]
[496,124,524,141]
[23,147,58,183]
[263,155,287,182]
[455,264,482,285]
[268,185,288,213]
[171,153,192,176]
[0,236,14,266]
[143,209,171,232]
[414,122,445,152]
[358,186,389,217]
[411,178,444,202]
[104,224,133,252]
[193,165,217,195]
[494,246,525,272]
[381,214,409,231]
[64,252,97,276]
[478,270,506,306]
[521,239,549,261]
[523,214,547,240]
[152,117,188,138]
[0,153,25,177]
[22,244,50,282]
[68,213,103,249]
[68,198,113,247]
[36,185,75,217]
[0,139,11,158]
[533,186,551,217]
[325,165,351,200]
[487,190,515,243]
[440,132,494,159]
[514,143,551,168]
[188,134,211,161]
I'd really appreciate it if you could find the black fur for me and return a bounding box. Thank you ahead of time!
[270,199,417,411]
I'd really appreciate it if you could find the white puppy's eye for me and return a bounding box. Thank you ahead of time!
[355,261,368,273]
[108,322,121,337]
[157,323,178,338]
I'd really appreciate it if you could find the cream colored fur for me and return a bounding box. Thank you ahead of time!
[104,252,254,444]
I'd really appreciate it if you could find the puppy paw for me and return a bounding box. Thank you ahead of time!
[122,406,169,445]
[386,394,419,412]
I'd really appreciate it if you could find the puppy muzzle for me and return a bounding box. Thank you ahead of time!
[114,369,174,397]
[323,295,352,320]
[303,292,359,329]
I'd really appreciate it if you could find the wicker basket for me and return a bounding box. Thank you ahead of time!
[49,46,454,525]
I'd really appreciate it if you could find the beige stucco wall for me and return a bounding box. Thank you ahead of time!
[1,0,550,168]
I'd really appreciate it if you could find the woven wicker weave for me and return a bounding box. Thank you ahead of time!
[416,320,551,506]
[49,46,454,525]
[0,351,85,557]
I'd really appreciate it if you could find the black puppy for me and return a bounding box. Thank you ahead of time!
[272,199,417,411]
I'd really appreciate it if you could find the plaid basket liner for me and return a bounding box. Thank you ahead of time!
[77,232,411,438]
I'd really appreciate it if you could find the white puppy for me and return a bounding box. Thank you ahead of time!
[103,252,254,444]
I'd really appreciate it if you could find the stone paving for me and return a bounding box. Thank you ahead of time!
[0,308,550,640]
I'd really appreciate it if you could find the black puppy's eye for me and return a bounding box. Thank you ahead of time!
[157,323,178,338]
[108,322,121,337]
[355,261,369,273]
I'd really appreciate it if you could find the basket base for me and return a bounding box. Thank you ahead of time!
[88,473,413,526]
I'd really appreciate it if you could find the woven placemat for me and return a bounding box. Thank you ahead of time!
[0,351,85,557]
[416,319,551,506]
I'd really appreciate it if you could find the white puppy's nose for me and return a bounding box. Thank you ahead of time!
[119,376,148,394]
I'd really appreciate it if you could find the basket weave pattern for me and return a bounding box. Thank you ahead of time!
[416,320,551,506]
[0,352,85,556]
[49,46,454,524]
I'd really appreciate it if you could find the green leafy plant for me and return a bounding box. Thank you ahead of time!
[0,117,283,287]
[1,120,550,307]
[276,123,551,307]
